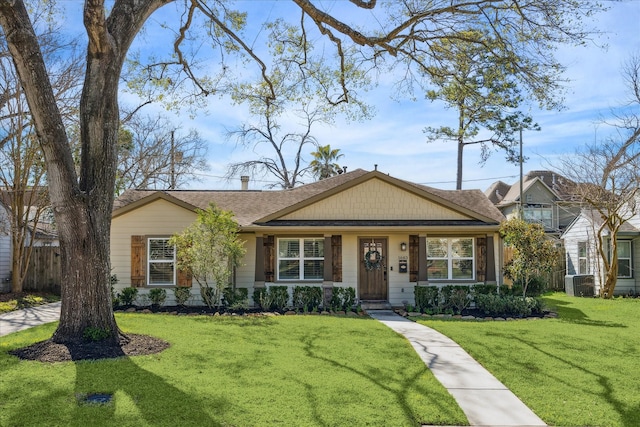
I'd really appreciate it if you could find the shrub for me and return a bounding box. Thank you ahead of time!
[329,287,355,311]
[293,286,323,312]
[253,286,289,311]
[118,287,138,306]
[414,286,440,313]
[200,286,219,309]
[223,287,249,310]
[269,286,289,311]
[149,288,167,307]
[174,287,191,306]
[443,286,472,315]
[83,327,110,342]
[475,294,544,317]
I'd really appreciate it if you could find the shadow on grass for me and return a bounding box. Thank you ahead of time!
[487,331,639,427]
[299,330,463,426]
[544,297,626,328]
[71,354,225,427]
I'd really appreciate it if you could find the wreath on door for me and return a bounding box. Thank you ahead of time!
[364,249,383,271]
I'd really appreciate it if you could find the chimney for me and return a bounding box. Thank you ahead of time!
[342,166,347,173]
[240,176,249,191]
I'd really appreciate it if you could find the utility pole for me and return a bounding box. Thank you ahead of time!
[519,128,523,219]
[170,130,175,190]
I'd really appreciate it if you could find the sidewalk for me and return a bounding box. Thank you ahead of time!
[0,301,61,337]
[368,310,547,427]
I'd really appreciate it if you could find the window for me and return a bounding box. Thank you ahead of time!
[578,241,589,274]
[427,237,474,280]
[148,238,175,285]
[277,238,324,281]
[617,241,632,278]
[523,204,553,228]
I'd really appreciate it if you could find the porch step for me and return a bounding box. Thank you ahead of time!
[360,301,392,310]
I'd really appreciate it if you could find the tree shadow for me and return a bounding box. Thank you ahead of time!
[298,330,464,426]
[486,331,639,427]
[544,297,627,328]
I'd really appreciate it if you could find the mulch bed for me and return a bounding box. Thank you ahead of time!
[9,334,169,363]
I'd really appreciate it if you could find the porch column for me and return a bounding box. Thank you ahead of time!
[418,234,429,286]
[323,234,334,306]
[486,234,497,283]
[254,234,265,289]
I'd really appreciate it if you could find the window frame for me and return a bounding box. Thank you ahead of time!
[426,237,475,281]
[523,203,553,229]
[577,241,589,274]
[276,237,324,281]
[616,240,632,279]
[147,237,176,286]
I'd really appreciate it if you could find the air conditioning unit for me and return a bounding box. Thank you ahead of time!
[564,275,595,297]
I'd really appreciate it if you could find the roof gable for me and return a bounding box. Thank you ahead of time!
[279,177,471,221]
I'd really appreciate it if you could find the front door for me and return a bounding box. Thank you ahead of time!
[359,237,388,301]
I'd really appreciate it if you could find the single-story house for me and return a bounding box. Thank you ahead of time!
[110,168,506,307]
[562,208,640,296]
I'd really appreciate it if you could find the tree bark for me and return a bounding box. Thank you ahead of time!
[0,0,170,344]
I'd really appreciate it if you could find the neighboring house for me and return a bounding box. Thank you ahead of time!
[111,168,506,307]
[562,209,640,296]
[485,170,580,236]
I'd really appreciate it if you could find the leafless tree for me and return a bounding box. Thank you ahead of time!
[556,53,640,298]
[116,113,208,194]
[0,3,83,293]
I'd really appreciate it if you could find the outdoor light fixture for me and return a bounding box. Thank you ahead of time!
[400,242,407,251]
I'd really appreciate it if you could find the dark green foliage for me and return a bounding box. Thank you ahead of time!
[475,294,544,317]
[82,327,110,342]
[269,286,289,310]
[253,286,289,311]
[223,287,249,310]
[329,287,356,311]
[414,286,440,313]
[118,287,138,306]
[292,286,322,312]
[149,288,167,307]
[442,286,472,315]
[173,287,191,306]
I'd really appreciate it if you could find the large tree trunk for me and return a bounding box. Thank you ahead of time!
[0,0,170,345]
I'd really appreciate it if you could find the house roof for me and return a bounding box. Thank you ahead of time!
[485,170,577,207]
[562,208,640,238]
[113,169,505,227]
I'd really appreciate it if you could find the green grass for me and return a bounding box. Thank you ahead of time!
[416,293,640,427]
[0,314,467,427]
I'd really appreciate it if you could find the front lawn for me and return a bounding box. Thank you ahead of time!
[0,314,467,427]
[417,293,640,427]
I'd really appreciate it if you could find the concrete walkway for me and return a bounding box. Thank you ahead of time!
[368,310,547,427]
[0,301,61,337]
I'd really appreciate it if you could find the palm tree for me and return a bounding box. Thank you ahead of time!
[310,145,344,180]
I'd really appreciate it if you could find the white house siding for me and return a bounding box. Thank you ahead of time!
[562,214,640,296]
[0,207,11,287]
[281,178,470,221]
[110,199,198,305]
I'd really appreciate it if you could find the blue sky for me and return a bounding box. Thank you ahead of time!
[62,1,640,192]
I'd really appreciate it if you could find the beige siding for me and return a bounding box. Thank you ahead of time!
[110,199,197,291]
[282,178,470,220]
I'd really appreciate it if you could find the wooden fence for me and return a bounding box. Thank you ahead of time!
[23,246,61,293]
[503,246,566,292]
